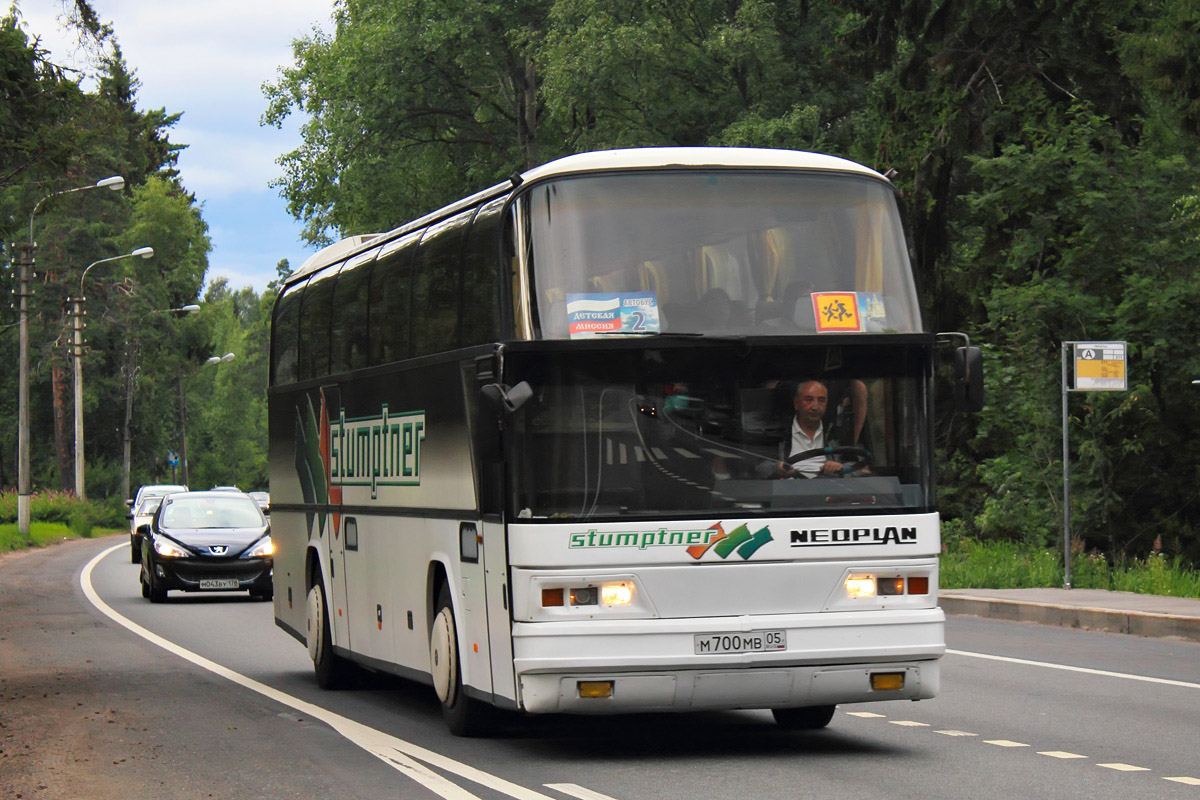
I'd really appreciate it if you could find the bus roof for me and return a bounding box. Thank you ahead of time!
[285,147,887,286]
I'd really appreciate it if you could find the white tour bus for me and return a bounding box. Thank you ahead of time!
[268,147,982,735]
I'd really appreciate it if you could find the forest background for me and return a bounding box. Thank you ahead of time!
[3,0,1200,567]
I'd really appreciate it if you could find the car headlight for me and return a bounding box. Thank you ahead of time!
[153,536,189,558]
[243,535,274,558]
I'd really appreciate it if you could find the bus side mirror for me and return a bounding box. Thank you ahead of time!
[481,381,532,414]
[954,346,985,412]
[478,381,533,462]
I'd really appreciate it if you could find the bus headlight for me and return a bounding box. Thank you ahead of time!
[845,574,876,598]
[600,581,633,606]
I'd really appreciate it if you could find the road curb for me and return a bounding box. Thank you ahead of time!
[939,594,1200,644]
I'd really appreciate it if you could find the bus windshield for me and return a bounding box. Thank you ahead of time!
[523,170,920,338]
[507,342,931,520]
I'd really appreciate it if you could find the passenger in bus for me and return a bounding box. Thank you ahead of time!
[756,379,849,479]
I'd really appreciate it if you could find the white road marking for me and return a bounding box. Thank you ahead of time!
[888,720,929,727]
[1039,751,1087,759]
[1165,777,1200,786]
[546,783,621,800]
[935,730,978,737]
[947,649,1200,690]
[984,740,1029,748]
[845,711,886,718]
[80,546,554,800]
[1098,763,1149,772]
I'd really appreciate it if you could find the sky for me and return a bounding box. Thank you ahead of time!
[15,0,335,294]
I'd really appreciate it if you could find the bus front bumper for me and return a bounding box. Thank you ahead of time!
[512,607,944,714]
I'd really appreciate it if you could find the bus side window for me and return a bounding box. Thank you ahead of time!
[460,196,506,347]
[369,231,419,366]
[270,277,307,386]
[413,210,472,356]
[297,266,338,382]
[330,248,376,374]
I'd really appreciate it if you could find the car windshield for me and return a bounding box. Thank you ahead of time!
[522,170,920,338]
[136,497,162,515]
[161,496,263,529]
[506,341,932,520]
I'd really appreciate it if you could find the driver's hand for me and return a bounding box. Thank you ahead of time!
[776,461,795,479]
[820,460,844,475]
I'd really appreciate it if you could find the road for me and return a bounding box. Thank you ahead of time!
[2,536,1198,799]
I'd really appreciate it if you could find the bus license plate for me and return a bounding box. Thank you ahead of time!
[694,630,786,655]
[199,579,240,590]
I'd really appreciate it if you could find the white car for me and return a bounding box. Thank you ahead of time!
[128,484,187,510]
[127,496,164,563]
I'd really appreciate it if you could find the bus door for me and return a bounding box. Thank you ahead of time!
[320,384,352,654]
[481,519,515,703]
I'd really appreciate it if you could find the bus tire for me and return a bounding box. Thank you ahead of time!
[307,578,352,689]
[430,585,491,736]
[772,705,835,730]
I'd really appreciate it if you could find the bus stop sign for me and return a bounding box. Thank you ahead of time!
[1073,341,1126,391]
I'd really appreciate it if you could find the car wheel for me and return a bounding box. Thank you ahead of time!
[140,567,150,599]
[306,577,352,689]
[130,537,140,564]
[251,587,274,602]
[771,705,836,730]
[430,584,492,736]
[146,563,167,604]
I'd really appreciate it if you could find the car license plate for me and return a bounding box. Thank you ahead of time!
[694,630,786,655]
[199,578,240,590]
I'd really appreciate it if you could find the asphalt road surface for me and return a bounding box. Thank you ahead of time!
[3,536,1198,799]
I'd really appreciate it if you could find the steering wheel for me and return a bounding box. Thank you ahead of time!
[784,445,872,476]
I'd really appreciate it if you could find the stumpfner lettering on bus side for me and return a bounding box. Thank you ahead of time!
[790,527,918,546]
[328,404,426,497]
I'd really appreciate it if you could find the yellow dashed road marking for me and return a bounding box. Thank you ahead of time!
[935,730,978,737]
[845,711,886,718]
[889,720,930,727]
[984,740,1029,748]
[1165,777,1200,786]
[1098,763,1150,772]
[1039,751,1087,759]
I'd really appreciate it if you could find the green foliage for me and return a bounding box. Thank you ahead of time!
[0,490,123,528]
[0,522,75,551]
[941,538,1200,598]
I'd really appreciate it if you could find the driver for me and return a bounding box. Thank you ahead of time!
[760,380,847,478]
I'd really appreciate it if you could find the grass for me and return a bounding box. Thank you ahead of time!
[0,523,125,553]
[940,537,1200,599]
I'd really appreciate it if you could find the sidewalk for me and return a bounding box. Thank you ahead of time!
[940,587,1200,643]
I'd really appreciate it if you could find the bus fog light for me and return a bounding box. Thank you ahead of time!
[845,574,876,598]
[578,680,613,698]
[878,577,904,596]
[600,582,633,606]
[569,587,597,606]
[871,672,904,691]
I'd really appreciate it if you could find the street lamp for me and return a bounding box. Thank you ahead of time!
[69,246,154,499]
[178,352,235,486]
[15,176,124,536]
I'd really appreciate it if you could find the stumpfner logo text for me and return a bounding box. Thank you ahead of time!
[329,405,425,498]
[791,526,917,547]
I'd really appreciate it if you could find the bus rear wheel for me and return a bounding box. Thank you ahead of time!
[307,578,352,689]
[772,705,835,730]
[430,584,492,736]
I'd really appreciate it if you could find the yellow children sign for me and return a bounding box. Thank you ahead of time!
[811,292,863,332]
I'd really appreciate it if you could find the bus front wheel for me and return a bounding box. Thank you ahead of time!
[307,579,352,689]
[430,585,492,736]
[772,705,835,730]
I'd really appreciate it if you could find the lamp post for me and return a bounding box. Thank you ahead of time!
[69,246,155,499]
[178,352,235,487]
[15,176,124,536]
